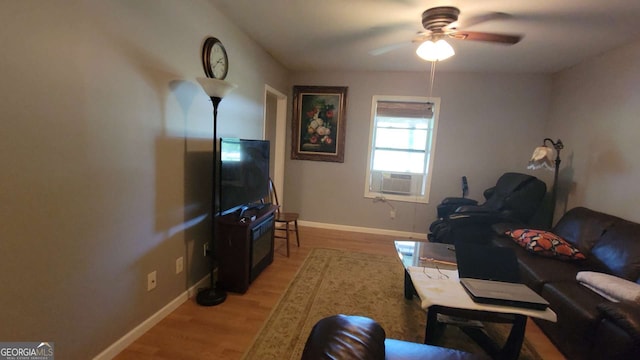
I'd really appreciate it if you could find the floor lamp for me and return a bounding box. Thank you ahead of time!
[196,77,237,306]
[527,138,564,228]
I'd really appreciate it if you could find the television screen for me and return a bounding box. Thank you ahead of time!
[219,138,270,216]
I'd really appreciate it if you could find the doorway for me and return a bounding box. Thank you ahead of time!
[264,85,287,207]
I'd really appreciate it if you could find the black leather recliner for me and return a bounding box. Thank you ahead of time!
[428,172,546,245]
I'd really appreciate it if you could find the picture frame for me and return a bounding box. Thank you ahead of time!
[291,85,348,163]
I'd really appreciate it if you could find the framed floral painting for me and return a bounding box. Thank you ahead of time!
[291,85,348,162]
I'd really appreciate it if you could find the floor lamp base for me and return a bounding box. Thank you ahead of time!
[196,287,227,306]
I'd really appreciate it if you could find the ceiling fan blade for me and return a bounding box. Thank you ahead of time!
[449,31,521,45]
[411,31,433,42]
[369,41,412,56]
[445,12,512,30]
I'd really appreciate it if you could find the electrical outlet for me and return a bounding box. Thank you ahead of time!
[390,209,396,219]
[203,243,209,257]
[176,256,184,274]
[147,271,157,291]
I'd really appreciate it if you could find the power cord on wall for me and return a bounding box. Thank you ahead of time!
[373,196,396,219]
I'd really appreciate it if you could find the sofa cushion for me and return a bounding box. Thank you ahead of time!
[506,229,586,260]
[552,207,616,252]
[492,234,606,292]
[516,250,592,292]
[542,282,606,333]
[590,219,640,282]
[538,281,608,359]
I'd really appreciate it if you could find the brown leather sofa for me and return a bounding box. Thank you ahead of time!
[301,314,488,360]
[490,207,640,360]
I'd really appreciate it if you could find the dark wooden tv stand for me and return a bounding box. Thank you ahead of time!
[216,205,277,293]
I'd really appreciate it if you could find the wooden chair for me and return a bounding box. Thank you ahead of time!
[269,178,300,257]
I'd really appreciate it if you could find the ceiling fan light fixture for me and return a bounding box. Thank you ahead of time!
[416,39,455,61]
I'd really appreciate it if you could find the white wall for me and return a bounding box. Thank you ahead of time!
[0,1,288,358]
[287,71,551,233]
[549,39,640,223]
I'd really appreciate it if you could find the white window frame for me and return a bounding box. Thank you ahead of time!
[364,95,440,204]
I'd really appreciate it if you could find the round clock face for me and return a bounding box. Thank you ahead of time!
[202,37,228,79]
[210,42,228,79]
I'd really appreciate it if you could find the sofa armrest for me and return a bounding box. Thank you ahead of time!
[597,301,640,343]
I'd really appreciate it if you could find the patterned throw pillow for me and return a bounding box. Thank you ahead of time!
[506,229,586,260]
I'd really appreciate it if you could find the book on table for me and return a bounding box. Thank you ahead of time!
[459,278,550,310]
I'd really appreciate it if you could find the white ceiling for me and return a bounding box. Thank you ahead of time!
[210,0,640,74]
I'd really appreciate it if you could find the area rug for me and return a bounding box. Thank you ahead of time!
[243,248,542,359]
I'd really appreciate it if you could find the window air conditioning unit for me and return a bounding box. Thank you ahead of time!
[381,173,412,194]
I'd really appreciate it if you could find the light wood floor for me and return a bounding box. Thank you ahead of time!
[114,227,566,360]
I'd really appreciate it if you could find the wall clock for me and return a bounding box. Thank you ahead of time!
[202,37,228,80]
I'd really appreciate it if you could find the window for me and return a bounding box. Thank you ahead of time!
[364,95,439,203]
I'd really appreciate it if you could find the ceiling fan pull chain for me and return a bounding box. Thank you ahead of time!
[428,60,436,98]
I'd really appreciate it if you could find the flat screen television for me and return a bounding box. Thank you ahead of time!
[219,138,270,216]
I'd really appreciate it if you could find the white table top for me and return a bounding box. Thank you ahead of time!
[408,266,557,322]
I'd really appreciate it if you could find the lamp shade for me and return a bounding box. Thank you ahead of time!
[527,146,554,170]
[416,39,455,61]
[197,77,237,98]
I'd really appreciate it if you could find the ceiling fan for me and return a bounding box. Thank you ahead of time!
[371,6,522,58]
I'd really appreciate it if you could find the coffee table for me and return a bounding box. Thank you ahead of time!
[395,240,556,360]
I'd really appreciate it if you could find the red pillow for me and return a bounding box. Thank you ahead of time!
[506,229,586,260]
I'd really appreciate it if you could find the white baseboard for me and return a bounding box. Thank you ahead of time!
[298,220,426,240]
[93,223,422,359]
[93,275,210,360]
[187,274,211,298]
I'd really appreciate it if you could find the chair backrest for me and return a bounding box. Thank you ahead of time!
[268,177,281,215]
[482,172,546,223]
